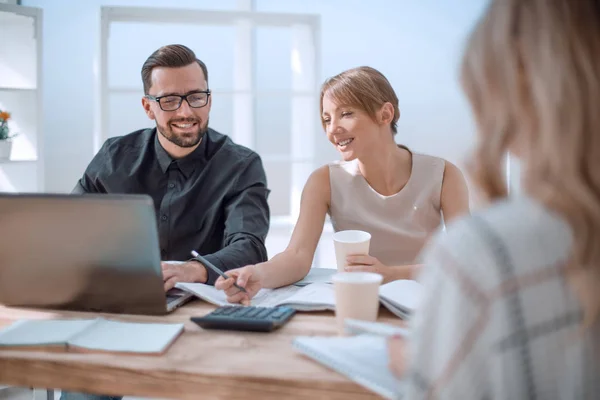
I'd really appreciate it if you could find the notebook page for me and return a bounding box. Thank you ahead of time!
[0,319,98,347]
[68,318,184,354]
[277,283,336,311]
[251,285,303,307]
[175,282,235,306]
[175,282,297,307]
[293,335,403,400]
[176,282,333,310]
[294,268,335,286]
[379,298,411,319]
[344,319,409,337]
[379,280,423,314]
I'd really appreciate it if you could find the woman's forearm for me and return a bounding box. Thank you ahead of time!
[254,250,312,289]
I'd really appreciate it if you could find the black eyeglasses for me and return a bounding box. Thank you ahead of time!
[145,90,211,111]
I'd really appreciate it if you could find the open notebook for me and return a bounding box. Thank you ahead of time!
[293,268,336,286]
[0,318,184,354]
[293,335,404,400]
[176,282,336,311]
[177,279,422,318]
[378,279,422,319]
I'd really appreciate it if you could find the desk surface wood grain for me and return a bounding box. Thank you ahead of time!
[0,299,403,399]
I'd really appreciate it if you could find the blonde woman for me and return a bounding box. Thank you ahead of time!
[389,0,600,398]
[216,66,470,303]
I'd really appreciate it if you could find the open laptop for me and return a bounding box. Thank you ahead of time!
[0,193,193,315]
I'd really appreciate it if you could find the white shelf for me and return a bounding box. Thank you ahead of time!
[0,158,38,164]
[0,87,37,92]
[0,3,43,192]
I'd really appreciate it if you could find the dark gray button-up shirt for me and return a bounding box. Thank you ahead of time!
[73,127,270,285]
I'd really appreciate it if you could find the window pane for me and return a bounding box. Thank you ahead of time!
[208,92,233,137]
[108,92,153,139]
[255,27,292,91]
[316,224,336,269]
[263,160,291,217]
[315,122,338,165]
[0,12,37,89]
[255,95,291,156]
[108,22,235,91]
[265,223,293,262]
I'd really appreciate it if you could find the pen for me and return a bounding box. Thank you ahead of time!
[190,250,247,293]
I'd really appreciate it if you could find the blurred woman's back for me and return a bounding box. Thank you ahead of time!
[399,0,600,398]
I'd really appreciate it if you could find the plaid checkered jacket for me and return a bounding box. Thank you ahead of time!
[404,196,600,400]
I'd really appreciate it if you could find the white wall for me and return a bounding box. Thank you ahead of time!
[21,0,488,194]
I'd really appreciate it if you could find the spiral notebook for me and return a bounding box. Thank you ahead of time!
[293,335,404,400]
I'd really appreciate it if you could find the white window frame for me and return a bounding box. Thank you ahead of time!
[98,6,321,227]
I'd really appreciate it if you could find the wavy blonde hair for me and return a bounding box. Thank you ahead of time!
[461,0,600,324]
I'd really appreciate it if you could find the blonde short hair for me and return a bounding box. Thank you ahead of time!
[320,66,400,134]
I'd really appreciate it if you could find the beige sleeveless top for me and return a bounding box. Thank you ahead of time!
[328,152,445,266]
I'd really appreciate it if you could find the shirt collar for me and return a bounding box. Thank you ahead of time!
[153,128,208,178]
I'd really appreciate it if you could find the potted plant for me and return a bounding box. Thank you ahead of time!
[0,109,17,160]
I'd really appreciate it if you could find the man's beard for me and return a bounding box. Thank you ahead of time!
[156,117,209,148]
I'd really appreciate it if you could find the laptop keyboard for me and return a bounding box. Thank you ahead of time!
[166,288,188,306]
[166,295,180,304]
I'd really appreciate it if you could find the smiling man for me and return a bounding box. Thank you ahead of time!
[72,44,270,292]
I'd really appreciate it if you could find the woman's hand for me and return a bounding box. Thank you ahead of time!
[214,265,263,305]
[345,255,392,282]
[345,255,416,282]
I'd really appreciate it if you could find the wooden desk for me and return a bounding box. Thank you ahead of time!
[0,299,402,399]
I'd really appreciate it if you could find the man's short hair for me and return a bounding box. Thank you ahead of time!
[141,44,209,94]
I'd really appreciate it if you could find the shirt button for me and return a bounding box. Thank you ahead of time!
[161,215,168,221]
[168,183,175,189]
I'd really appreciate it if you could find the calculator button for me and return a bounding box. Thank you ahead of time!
[244,307,262,318]
[256,308,273,319]
[221,307,238,315]
[235,307,254,317]
[211,307,228,316]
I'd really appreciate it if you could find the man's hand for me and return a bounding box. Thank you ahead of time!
[214,265,263,305]
[345,255,391,282]
[161,261,207,291]
[387,335,407,378]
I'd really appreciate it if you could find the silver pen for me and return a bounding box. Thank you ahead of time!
[190,250,247,293]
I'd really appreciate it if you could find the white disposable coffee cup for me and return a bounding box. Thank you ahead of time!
[333,230,371,272]
[332,272,383,335]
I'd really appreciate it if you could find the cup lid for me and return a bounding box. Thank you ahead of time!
[332,272,383,284]
[332,230,371,243]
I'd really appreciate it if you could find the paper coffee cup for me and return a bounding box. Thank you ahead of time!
[333,230,371,272]
[332,272,383,335]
